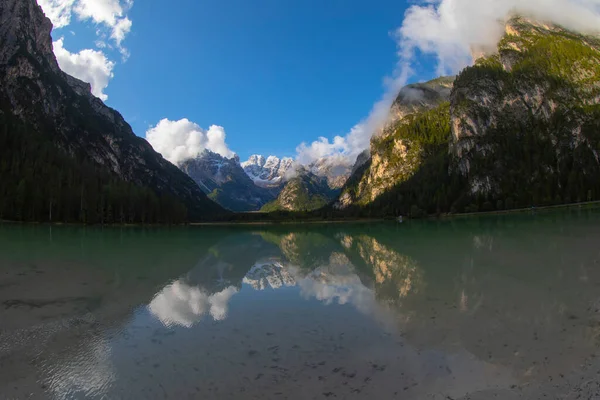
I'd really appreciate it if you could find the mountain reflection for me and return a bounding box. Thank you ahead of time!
[144,213,600,388]
[243,261,296,290]
[4,213,600,398]
[147,228,424,328]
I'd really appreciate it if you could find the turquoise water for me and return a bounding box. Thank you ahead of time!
[1,210,600,399]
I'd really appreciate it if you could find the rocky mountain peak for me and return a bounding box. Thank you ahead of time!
[244,154,266,167]
[180,150,277,212]
[1,0,55,67]
[242,154,296,187]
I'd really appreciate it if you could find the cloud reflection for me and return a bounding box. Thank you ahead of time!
[148,281,238,328]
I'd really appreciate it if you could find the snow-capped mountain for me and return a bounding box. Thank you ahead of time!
[180,150,277,212]
[242,154,352,191]
[242,155,296,188]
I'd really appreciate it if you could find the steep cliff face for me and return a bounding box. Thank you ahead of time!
[336,77,454,209]
[261,170,339,212]
[0,0,225,222]
[180,151,277,212]
[451,17,600,200]
[335,17,600,216]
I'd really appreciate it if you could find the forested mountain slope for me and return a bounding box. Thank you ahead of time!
[0,0,226,223]
[333,17,600,218]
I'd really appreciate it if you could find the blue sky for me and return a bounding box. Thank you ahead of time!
[42,0,600,165]
[43,0,439,162]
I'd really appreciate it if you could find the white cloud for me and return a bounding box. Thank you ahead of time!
[146,119,236,165]
[74,0,133,47]
[38,0,76,28]
[296,0,600,167]
[39,0,133,50]
[398,0,600,78]
[39,0,134,99]
[53,37,115,100]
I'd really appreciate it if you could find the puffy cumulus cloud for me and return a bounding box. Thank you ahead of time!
[74,0,133,47]
[53,37,115,100]
[296,0,600,167]
[296,136,348,166]
[146,119,236,165]
[148,281,239,328]
[38,0,133,50]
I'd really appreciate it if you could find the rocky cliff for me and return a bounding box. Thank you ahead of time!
[180,151,277,212]
[0,0,226,222]
[450,17,600,203]
[333,17,600,217]
[336,77,454,210]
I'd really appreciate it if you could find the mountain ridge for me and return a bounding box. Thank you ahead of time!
[180,150,277,212]
[0,0,227,222]
[330,16,600,218]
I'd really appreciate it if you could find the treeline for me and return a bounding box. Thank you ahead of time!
[0,111,189,224]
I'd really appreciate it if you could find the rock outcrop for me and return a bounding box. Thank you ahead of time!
[336,77,454,209]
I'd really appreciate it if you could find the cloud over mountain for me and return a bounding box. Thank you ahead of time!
[296,0,600,167]
[146,118,236,165]
[39,0,134,100]
[53,38,115,100]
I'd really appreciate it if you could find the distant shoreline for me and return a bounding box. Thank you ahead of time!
[433,200,600,220]
[1,200,599,227]
[189,218,385,226]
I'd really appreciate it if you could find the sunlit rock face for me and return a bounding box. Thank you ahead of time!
[335,77,454,209]
[148,281,238,328]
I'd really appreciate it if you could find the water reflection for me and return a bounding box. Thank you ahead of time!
[2,210,600,398]
[149,282,239,327]
[243,261,296,290]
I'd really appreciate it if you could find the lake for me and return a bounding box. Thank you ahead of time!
[1,210,600,399]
